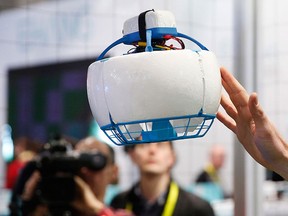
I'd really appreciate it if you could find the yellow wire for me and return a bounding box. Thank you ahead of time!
[155,45,171,50]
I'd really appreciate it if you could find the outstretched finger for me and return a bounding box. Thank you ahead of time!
[220,95,238,120]
[248,93,267,126]
[220,67,245,94]
[216,111,237,134]
[220,67,250,108]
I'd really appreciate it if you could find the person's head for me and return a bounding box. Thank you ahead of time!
[209,145,226,170]
[125,141,176,176]
[75,137,118,201]
[14,137,42,159]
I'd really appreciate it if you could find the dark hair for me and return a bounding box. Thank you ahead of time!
[124,141,173,153]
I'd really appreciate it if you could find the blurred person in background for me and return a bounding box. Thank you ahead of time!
[104,163,121,205]
[5,137,41,190]
[110,141,215,216]
[74,136,119,204]
[195,145,226,184]
[193,145,229,201]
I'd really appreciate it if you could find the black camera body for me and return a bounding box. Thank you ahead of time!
[34,138,108,212]
[37,151,107,204]
[38,150,107,176]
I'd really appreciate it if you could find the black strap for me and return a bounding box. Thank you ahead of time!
[138,9,154,41]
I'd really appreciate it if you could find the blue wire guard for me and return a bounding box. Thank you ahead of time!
[93,27,215,145]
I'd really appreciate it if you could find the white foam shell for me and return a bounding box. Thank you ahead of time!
[87,50,221,129]
[87,63,110,127]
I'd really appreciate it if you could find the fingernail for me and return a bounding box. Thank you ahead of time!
[254,94,258,105]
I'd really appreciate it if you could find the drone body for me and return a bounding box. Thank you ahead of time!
[87,10,221,145]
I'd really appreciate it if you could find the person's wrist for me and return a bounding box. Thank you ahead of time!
[89,200,105,215]
[274,154,288,180]
[273,138,288,180]
[73,196,105,215]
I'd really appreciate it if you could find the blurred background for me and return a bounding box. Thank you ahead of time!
[0,0,288,215]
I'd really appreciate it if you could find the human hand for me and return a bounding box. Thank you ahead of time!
[71,175,105,215]
[216,67,288,179]
[21,171,41,201]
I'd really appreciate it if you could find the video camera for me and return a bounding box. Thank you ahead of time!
[32,136,107,214]
[38,137,107,177]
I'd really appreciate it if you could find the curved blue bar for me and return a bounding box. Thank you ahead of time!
[177,32,209,51]
[97,37,126,60]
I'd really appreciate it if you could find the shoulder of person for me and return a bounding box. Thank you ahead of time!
[175,187,215,216]
[110,189,132,209]
[195,170,210,183]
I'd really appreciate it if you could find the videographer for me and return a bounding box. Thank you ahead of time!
[70,136,133,215]
[13,136,133,216]
[74,136,119,204]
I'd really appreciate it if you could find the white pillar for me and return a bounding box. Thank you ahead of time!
[233,0,265,215]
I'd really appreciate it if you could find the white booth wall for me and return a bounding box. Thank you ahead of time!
[258,0,288,134]
[1,0,288,211]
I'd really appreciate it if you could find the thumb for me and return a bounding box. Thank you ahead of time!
[248,93,266,125]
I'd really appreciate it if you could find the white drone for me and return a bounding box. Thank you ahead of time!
[87,10,221,145]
